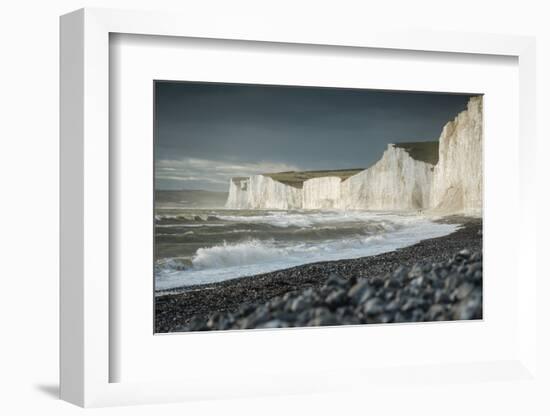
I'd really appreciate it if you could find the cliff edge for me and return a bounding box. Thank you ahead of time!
[225,96,482,216]
[430,96,483,215]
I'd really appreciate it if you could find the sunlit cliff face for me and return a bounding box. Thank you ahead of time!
[225,97,482,216]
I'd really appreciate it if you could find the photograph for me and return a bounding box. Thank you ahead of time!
[153,81,483,333]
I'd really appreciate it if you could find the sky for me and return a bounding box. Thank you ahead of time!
[155,81,474,191]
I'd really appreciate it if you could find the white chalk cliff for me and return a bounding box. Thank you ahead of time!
[302,177,341,209]
[339,144,434,210]
[225,96,482,215]
[226,174,302,210]
[430,96,483,215]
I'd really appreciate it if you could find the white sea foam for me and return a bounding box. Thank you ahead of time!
[192,239,285,269]
[154,216,458,291]
[156,223,227,228]
[215,210,418,229]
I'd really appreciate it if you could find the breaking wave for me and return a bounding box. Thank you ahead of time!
[154,213,458,291]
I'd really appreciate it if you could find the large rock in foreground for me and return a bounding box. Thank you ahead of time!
[177,248,483,331]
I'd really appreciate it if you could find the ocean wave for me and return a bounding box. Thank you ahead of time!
[156,223,227,228]
[155,214,222,222]
[192,239,285,269]
[214,210,416,229]
[154,219,458,290]
[154,257,192,273]
[190,235,388,271]
[155,223,384,244]
[156,230,195,237]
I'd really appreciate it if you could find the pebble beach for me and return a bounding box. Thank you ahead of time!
[155,216,482,333]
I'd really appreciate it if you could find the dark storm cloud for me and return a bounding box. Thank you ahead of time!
[155,81,474,191]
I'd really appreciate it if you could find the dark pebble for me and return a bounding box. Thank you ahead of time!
[155,219,483,332]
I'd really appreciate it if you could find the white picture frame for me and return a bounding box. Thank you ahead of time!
[60,7,538,407]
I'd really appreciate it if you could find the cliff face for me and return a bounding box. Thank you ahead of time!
[225,175,302,209]
[225,178,249,208]
[303,177,342,209]
[340,144,434,210]
[430,96,483,215]
[226,145,434,211]
[225,96,482,215]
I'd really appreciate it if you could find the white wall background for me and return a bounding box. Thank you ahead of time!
[0,0,548,414]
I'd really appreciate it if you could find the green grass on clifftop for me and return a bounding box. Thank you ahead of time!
[232,141,439,189]
[393,141,439,165]
[265,169,364,188]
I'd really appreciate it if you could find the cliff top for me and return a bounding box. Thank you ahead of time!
[392,141,439,165]
[264,168,364,188]
[230,141,439,189]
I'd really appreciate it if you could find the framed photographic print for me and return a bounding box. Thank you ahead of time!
[60,8,539,408]
[152,81,483,334]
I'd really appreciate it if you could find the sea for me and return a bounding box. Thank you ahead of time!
[154,201,458,292]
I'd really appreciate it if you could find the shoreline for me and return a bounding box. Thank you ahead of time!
[155,215,482,333]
